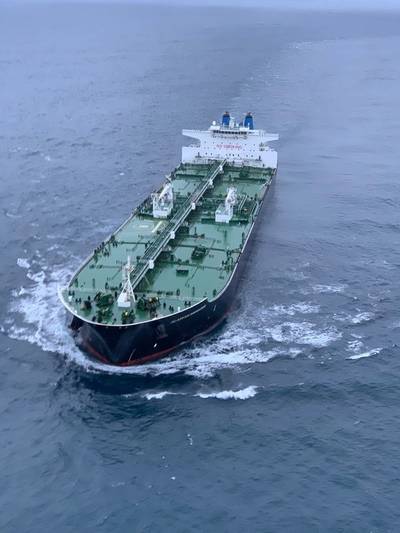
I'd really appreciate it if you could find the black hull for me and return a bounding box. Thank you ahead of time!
[69,175,274,366]
[75,272,239,366]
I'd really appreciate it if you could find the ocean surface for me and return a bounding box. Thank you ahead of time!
[1,3,400,531]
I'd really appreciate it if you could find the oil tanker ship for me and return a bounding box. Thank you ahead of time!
[59,112,278,366]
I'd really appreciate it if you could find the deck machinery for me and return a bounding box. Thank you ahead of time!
[59,112,278,365]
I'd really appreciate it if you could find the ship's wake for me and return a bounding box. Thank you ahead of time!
[3,258,296,377]
[3,255,376,378]
[140,385,260,400]
[4,259,300,377]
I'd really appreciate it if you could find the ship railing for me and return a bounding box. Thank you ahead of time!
[128,160,226,290]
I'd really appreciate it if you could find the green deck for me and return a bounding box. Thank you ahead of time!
[61,162,274,325]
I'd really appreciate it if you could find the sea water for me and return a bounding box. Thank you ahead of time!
[1,4,400,531]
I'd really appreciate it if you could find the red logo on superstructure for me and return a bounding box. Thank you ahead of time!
[216,144,242,150]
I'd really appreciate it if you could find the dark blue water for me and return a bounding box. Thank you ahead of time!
[2,4,400,531]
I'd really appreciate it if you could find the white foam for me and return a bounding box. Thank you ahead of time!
[268,302,320,317]
[348,348,382,361]
[347,339,364,353]
[195,385,258,400]
[7,261,79,359]
[133,387,259,401]
[17,258,30,269]
[351,312,375,325]
[268,321,341,348]
[12,287,28,297]
[143,391,181,400]
[334,311,375,326]
[47,244,61,252]
[310,283,346,294]
[26,270,46,283]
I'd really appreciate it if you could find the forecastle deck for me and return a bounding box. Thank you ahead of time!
[60,162,274,326]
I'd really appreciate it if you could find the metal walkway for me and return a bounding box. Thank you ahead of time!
[129,160,226,291]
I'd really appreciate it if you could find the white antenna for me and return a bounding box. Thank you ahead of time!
[117,256,136,308]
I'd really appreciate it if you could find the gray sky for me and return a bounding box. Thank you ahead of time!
[159,0,399,7]
[8,0,399,6]
[7,0,400,9]
[92,0,400,8]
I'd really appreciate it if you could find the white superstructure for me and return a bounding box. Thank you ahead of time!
[182,112,278,169]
